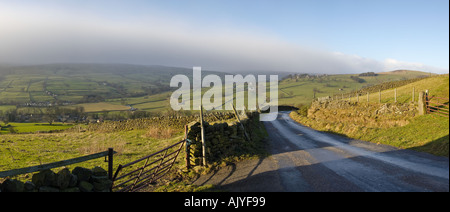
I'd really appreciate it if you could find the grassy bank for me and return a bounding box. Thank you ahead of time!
[291,111,449,156]
[277,71,432,107]
[289,75,449,157]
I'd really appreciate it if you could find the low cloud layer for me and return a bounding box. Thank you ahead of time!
[0,4,447,74]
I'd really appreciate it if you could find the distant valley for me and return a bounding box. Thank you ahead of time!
[0,63,440,123]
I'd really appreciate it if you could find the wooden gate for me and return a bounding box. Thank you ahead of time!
[111,139,186,192]
[426,96,449,117]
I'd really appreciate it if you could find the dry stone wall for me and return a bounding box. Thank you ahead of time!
[298,100,418,134]
[308,100,417,120]
[186,112,264,165]
[76,112,236,133]
[0,166,111,192]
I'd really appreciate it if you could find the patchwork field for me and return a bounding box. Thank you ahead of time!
[0,64,438,117]
[66,102,131,113]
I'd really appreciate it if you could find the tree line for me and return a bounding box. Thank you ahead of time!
[0,106,86,125]
[0,105,189,125]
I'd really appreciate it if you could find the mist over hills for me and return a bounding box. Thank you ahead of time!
[0,63,302,77]
[0,63,222,81]
[0,63,299,88]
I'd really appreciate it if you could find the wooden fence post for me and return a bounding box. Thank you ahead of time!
[199,105,207,167]
[184,125,191,169]
[367,92,369,102]
[412,87,415,103]
[108,148,114,180]
[379,90,381,103]
[231,103,251,142]
[418,91,426,115]
[395,88,397,102]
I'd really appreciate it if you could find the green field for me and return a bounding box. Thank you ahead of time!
[65,102,131,113]
[106,92,171,112]
[348,74,449,103]
[277,71,433,107]
[0,127,187,177]
[1,122,75,134]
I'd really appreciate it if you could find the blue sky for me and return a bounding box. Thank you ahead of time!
[0,0,448,73]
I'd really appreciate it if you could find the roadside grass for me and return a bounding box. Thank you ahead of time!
[291,110,449,157]
[364,114,449,156]
[289,75,449,157]
[152,181,219,192]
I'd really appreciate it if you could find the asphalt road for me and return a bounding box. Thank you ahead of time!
[193,112,449,192]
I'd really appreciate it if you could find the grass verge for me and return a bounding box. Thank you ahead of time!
[291,111,449,157]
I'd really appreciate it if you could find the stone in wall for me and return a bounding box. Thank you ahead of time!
[0,166,111,192]
[186,112,262,165]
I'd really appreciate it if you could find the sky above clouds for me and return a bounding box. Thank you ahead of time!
[0,0,448,74]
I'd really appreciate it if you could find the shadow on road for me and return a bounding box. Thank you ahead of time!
[191,112,449,192]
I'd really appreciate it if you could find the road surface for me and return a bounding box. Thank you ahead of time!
[193,112,449,192]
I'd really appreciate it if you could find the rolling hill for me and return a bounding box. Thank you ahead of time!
[0,64,228,105]
[378,69,437,77]
[0,64,442,119]
[277,70,434,107]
